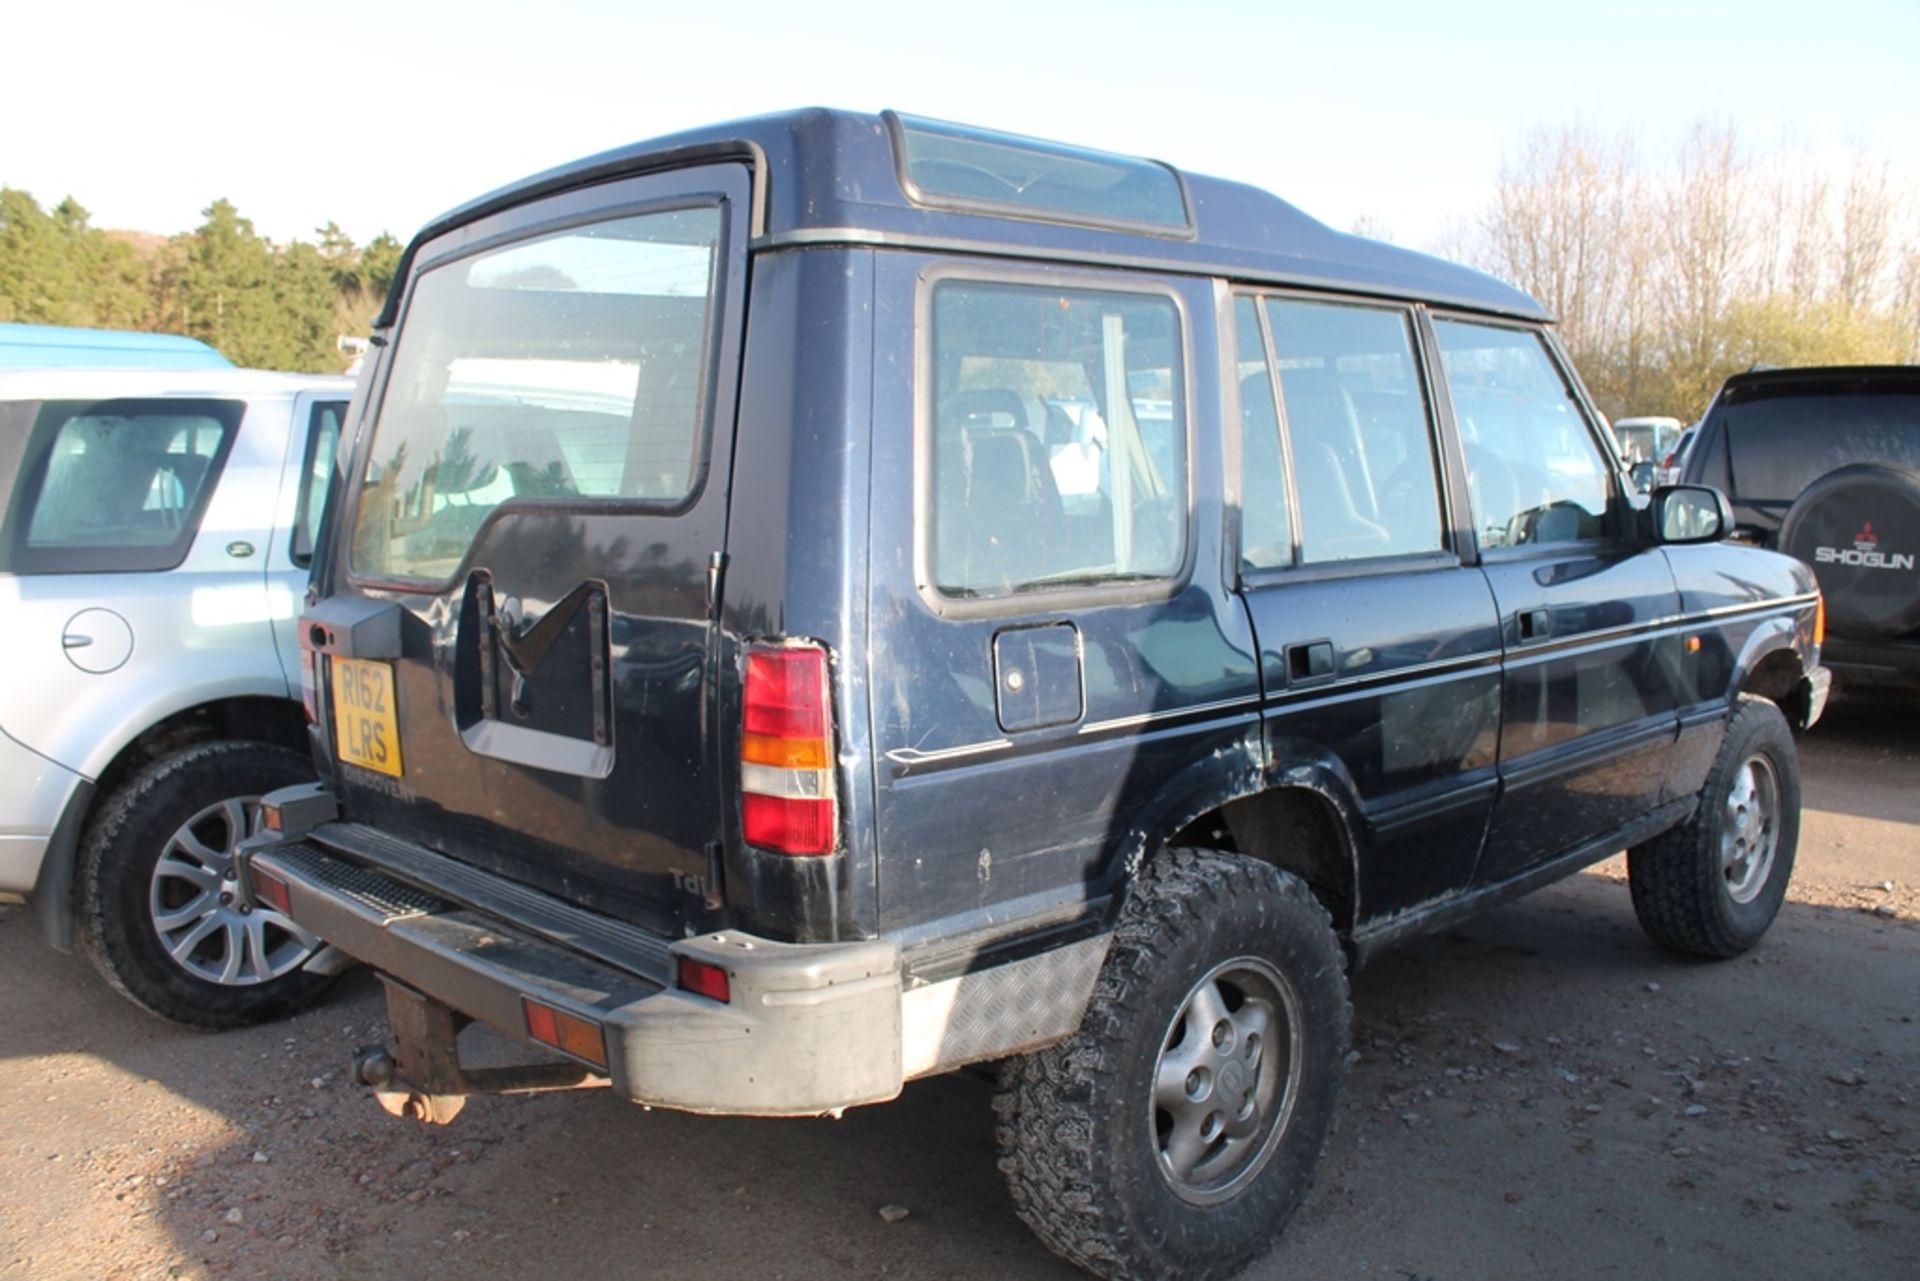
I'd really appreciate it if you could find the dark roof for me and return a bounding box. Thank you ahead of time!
[1720,365,1920,399]
[382,108,1545,327]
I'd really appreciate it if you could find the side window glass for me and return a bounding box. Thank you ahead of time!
[292,401,344,567]
[1235,296,1292,571]
[10,399,241,573]
[1266,298,1444,563]
[929,280,1185,598]
[1433,320,1612,549]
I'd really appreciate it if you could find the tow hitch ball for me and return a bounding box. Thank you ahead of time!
[353,977,606,1126]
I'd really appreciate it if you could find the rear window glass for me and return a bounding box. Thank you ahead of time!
[2,398,241,574]
[929,280,1186,598]
[894,113,1189,232]
[1722,390,1920,505]
[350,204,723,582]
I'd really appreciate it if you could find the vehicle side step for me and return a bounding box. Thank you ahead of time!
[299,823,674,985]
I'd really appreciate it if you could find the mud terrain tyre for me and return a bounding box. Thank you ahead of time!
[994,849,1350,1280]
[1628,696,1800,958]
[1777,462,1920,639]
[79,742,334,1029]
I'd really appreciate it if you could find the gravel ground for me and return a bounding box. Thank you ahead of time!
[1,697,1915,1281]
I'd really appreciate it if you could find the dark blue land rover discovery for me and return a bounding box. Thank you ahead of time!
[244,110,1828,1280]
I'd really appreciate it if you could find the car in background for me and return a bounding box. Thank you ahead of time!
[0,366,354,1025]
[0,322,233,370]
[1611,414,1684,466]
[1681,365,1920,691]
[1654,423,1698,488]
[1611,415,1685,491]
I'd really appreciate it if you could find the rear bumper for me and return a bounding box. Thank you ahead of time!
[251,839,905,1116]
[1821,637,1920,691]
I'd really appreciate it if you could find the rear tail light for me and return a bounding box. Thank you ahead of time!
[740,643,837,855]
[522,999,608,1069]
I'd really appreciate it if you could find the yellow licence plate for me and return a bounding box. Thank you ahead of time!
[332,657,404,778]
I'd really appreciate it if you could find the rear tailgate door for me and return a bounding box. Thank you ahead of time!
[312,163,751,937]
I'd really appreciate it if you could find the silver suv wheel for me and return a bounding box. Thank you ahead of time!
[148,795,321,985]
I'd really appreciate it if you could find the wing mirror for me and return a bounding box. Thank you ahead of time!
[1650,484,1733,544]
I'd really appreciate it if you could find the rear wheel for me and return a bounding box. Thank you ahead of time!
[79,741,335,1029]
[994,849,1350,1280]
[1628,696,1801,958]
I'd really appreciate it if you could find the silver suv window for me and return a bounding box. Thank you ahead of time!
[349,205,724,583]
[291,401,346,567]
[3,398,241,574]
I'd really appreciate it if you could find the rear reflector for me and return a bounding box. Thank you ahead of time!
[298,646,320,724]
[740,643,837,856]
[743,793,836,854]
[676,956,732,1004]
[522,999,608,1070]
[251,867,292,915]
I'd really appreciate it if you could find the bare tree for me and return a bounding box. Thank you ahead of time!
[1473,123,1640,380]
[1836,154,1896,312]
[1423,120,1920,416]
[1656,123,1754,414]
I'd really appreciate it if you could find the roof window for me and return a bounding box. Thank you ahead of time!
[889,112,1190,234]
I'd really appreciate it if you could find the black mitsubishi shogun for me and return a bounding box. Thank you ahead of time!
[1681,364,1920,692]
[244,110,1829,1280]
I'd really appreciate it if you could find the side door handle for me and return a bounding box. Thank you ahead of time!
[1286,640,1335,683]
[1517,608,1551,642]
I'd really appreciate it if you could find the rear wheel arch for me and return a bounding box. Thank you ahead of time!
[91,697,309,811]
[37,696,310,948]
[1166,782,1361,937]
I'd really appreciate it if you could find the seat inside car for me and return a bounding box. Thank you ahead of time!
[1274,367,1391,559]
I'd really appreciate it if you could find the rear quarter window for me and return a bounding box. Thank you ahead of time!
[925,278,1187,600]
[0,398,242,574]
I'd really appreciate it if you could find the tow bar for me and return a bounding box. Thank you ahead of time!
[352,977,608,1125]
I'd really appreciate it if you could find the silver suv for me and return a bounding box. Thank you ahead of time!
[0,366,353,1026]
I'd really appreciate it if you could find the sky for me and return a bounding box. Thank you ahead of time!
[7,0,1918,255]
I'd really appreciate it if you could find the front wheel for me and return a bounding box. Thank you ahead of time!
[79,741,336,1029]
[994,849,1350,1280]
[1628,695,1801,958]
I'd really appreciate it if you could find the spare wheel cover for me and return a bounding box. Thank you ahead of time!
[1778,462,1920,639]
